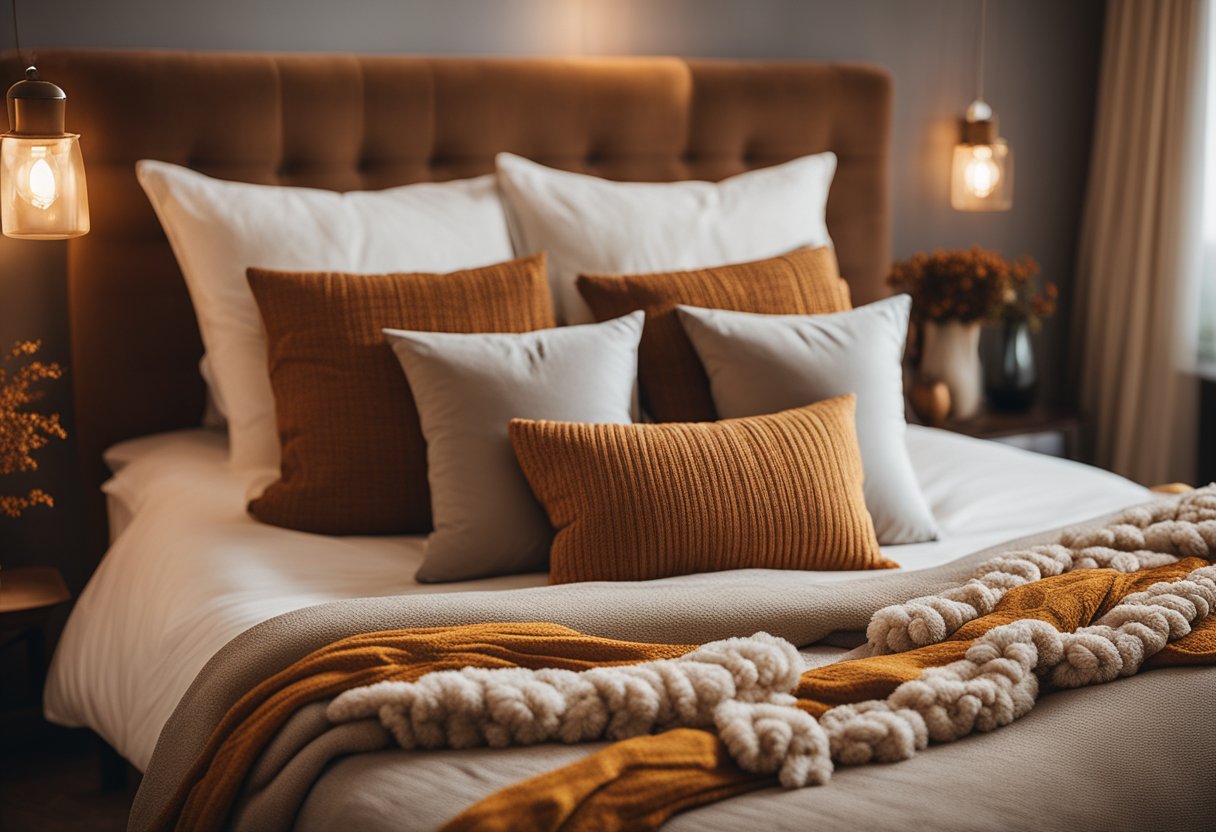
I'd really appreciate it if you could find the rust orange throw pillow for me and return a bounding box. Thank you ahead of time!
[576,247,851,422]
[247,254,555,535]
[509,395,893,584]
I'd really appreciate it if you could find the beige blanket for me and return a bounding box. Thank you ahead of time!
[129,506,1216,832]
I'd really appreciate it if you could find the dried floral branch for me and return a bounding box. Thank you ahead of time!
[0,488,53,519]
[887,246,1057,331]
[0,340,66,516]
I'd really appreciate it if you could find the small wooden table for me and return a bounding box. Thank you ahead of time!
[0,565,72,691]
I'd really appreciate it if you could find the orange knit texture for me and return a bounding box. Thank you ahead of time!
[576,246,851,422]
[246,254,555,535]
[442,729,770,832]
[509,396,893,584]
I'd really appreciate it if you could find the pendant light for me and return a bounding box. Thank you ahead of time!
[1,2,89,239]
[951,0,1013,212]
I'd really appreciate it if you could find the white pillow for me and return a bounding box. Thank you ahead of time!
[677,295,939,545]
[495,152,836,324]
[384,312,644,582]
[136,161,515,469]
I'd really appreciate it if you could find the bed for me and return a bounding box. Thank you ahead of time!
[29,51,1214,831]
[47,424,1151,771]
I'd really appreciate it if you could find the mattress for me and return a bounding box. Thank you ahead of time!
[44,426,1149,771]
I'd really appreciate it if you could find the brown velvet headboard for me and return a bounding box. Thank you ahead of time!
[19,50,891,561]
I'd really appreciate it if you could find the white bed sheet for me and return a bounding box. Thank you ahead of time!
[44,426,1149,770]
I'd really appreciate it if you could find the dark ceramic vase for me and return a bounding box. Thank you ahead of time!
[985,317,1038,411]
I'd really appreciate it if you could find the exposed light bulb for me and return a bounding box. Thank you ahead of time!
[963,145,1000,199]
[26,153,58,209]
[951,140,1012,211]
[1,135,89,238]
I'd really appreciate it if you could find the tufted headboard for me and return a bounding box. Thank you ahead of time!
[17,50,892,561]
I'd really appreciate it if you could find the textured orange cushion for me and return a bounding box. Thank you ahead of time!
[510,395,893,584]
[247,253,555,534]
[576,246,851,423]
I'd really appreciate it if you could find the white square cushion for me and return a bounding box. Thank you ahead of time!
[384,312,644,582]
[678,295,939,545]
[136,161,515,470]
[495,152,836,324]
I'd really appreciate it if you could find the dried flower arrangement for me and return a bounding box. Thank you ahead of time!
[887,246,1058,331]
[0,340,66,518]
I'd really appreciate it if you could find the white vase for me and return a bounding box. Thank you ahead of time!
[921,320,983,420]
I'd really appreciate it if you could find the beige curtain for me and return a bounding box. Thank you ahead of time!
[1075,0,1209,485]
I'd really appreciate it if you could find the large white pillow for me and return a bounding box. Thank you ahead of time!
[677,295,939,545]
[495,152,836,324]
[136,161,516,469]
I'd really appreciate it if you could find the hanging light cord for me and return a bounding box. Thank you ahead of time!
[9,0,29,69]
[976,0,987,103]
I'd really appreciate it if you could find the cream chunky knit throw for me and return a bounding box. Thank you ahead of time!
[867,486,1216,654]
[328,631,830,788]
[329,486,1216,789]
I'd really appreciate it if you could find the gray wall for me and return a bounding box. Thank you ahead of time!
[0,0,1105,589]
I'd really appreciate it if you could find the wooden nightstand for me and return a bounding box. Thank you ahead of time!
[917,404,1082,459]
[0,566,72,692]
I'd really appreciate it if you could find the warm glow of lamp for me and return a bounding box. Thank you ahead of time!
[962,145,999,197]
[951,102,1013,211]
[951,0,1012,212]
[1,67,89,239]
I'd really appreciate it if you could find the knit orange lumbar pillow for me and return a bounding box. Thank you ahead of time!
[509,395,894,584]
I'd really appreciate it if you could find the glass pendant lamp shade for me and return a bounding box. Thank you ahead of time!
[2,134,89,238]
[1,67,89,239]
[950,103,1013,212]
